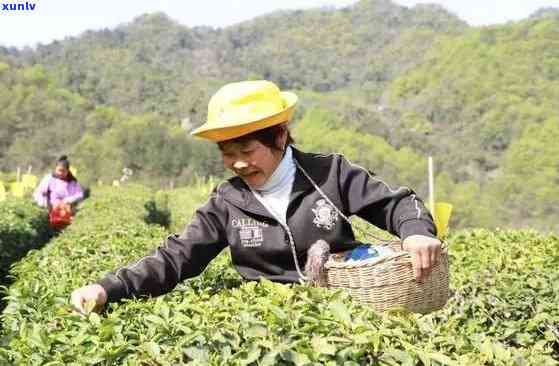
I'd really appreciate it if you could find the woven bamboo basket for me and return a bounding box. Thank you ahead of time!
[324,241,449,314]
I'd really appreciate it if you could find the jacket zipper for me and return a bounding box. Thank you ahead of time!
[250,189,308,283]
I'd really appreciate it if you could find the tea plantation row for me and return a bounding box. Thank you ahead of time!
[0,199,52,290]
[0,184,557,365]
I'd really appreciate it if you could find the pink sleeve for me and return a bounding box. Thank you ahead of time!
[33,175,51,207]
[63,181,84,204]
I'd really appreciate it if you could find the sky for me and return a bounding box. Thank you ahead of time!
[1,0,558,48]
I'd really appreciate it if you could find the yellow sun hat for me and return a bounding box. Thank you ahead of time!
[190,80,298,142]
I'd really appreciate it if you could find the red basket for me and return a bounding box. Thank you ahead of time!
[49,205,72,230]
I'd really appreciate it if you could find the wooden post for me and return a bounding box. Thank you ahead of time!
[16,167,21,182]
[428,156,435,216]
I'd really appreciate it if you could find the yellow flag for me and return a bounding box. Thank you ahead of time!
[70,166,78,176]
[433,202,453,239]
[10,182,25,198]
[21,174,38,189]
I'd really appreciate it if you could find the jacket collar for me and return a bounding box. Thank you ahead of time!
[218,147,332,218]
[289,147,331,205]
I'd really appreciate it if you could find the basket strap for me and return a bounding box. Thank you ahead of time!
[251,189,307,282]
[295,160,394,245]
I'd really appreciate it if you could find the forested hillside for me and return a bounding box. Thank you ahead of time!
[1,0,558,231]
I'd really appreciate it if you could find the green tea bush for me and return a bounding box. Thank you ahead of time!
[160,176,218,233]
[0,199,52,288]
[1,184,558,365]
[441,229,559,361]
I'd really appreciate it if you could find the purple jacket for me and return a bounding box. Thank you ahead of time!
[33,174,84,208]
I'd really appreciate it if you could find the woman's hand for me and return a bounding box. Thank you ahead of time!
[70,284,107,315]
[54,202,72,214]
[402,235,442,282]
[54,202,70,209]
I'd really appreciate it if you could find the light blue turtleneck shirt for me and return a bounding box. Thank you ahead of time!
[251,145,296,226]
